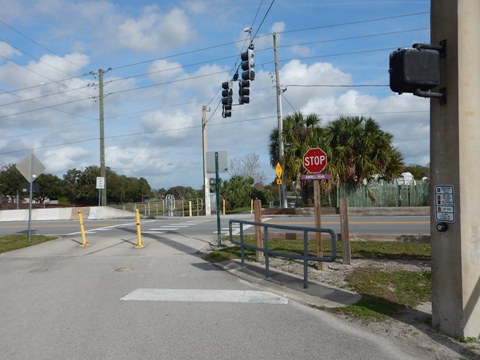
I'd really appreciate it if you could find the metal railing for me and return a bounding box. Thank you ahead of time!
[228,219,337,288]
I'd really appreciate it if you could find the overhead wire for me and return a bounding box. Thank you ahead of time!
[0,10,429,145]
[0,108,429,156]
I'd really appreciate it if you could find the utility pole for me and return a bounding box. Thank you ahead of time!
[273,33,287,208]
[98,68,107,207]
[430,0,480,338]
[202,105,211,216]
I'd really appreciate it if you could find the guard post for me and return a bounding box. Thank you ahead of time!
[135,209,144,249]
[78,210,88,247]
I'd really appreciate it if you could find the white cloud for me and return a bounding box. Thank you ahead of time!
[116,6,196,52]
[41,146,91,174]
[0,41,21,58]
[147,59,185,83]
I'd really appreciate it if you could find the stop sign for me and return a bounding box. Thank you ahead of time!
[303,148,328,173]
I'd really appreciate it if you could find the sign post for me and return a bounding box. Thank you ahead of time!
[302,148,328,270]
[207,151,228,246]
[16,154,45,242]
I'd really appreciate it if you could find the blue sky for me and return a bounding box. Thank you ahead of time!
[0,0,430,189]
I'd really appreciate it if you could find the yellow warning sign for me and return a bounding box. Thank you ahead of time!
[276,179,282,185]
[275,162,282,179]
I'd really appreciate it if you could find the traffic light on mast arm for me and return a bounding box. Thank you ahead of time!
[238,80,250,104]
[221,81,233,118]
[241,42,255,81]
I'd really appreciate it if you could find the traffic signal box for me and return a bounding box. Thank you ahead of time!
[221,81,233,118]
[389,48,440,94]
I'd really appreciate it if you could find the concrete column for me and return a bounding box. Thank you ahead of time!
[431,0,480,338]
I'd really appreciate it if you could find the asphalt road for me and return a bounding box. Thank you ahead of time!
[0,218,433,360]
[0,213,430,237]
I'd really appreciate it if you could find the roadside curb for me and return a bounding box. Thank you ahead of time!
[213,259,361,308]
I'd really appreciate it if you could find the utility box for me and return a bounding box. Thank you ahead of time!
[389,48,440,94]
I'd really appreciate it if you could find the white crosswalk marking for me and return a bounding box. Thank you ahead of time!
[121,289,288,304]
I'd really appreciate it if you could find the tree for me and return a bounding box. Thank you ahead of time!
[221,176,255,210]
[324,116,404,186]
[269,112,323,186]
[34,173,65,203]
[404,164,430,179]
[0,163,24,198]
[229,153,266,185]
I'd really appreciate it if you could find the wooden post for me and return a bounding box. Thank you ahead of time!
[314,180,322,270]
[253,199,264,262]
[339,197,351,265]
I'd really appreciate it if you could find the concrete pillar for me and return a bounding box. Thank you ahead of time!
[431,0,480,338]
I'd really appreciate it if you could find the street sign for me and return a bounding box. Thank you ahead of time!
[300,174,332,181]
[435,185,455,223]
[207,151,228,173]
[303,148,327,173]
[276,179,282,185]
[96,177,105,189]
[16,153,45,183]
[275,162,282,179]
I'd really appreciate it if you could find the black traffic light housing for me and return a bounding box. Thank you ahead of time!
[389,48,440,93]
[241,42,255,81]
[238,80,250,104]
[389,41,446,103]
[221,81,233,118]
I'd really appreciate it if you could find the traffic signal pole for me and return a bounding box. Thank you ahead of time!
[430,0,480,338]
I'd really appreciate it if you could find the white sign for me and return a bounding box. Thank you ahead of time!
[435,185,455,223]
[96,177,105,190]
[16,154,45,183]
[207,151,228,173]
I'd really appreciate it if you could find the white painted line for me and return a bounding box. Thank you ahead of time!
[154,227,179,231]
[120,289,288,304]
[142,231,165,234]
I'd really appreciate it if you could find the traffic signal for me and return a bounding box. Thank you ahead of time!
[221,81,232,118]
[241,43,255,81]
[238,79,250,104]
[389,48,440,94]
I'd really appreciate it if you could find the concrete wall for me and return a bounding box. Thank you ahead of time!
[0,207,135,222]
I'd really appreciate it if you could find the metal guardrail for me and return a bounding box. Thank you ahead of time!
[228,219,337,288]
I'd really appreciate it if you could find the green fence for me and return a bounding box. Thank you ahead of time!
[337,181,430,207]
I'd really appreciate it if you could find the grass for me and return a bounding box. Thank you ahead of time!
[0,234,57,254]
[332,268,432,322]
[210,235,431,260]
[205,235,432,322]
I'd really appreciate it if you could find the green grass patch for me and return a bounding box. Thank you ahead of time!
[219,235,431,261]
[347,268,431,307]
[331,269,431,322]
[0,234,57,254]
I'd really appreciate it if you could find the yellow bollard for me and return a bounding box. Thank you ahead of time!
[188,201,192,217]
[135,209,144,249]
[78,210,88,247]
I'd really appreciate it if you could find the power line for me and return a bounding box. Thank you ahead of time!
[278,11,429,34]
[0,16,92,74]
[0,108,428,156]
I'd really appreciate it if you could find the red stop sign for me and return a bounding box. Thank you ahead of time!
[303,148,328,173]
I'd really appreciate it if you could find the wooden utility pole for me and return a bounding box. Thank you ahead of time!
[98,68,106,207]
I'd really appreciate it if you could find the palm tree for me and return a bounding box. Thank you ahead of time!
[269,112,323,185]
[323,116,403,187]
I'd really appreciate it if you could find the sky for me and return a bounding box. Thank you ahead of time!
[0,0,431,190]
